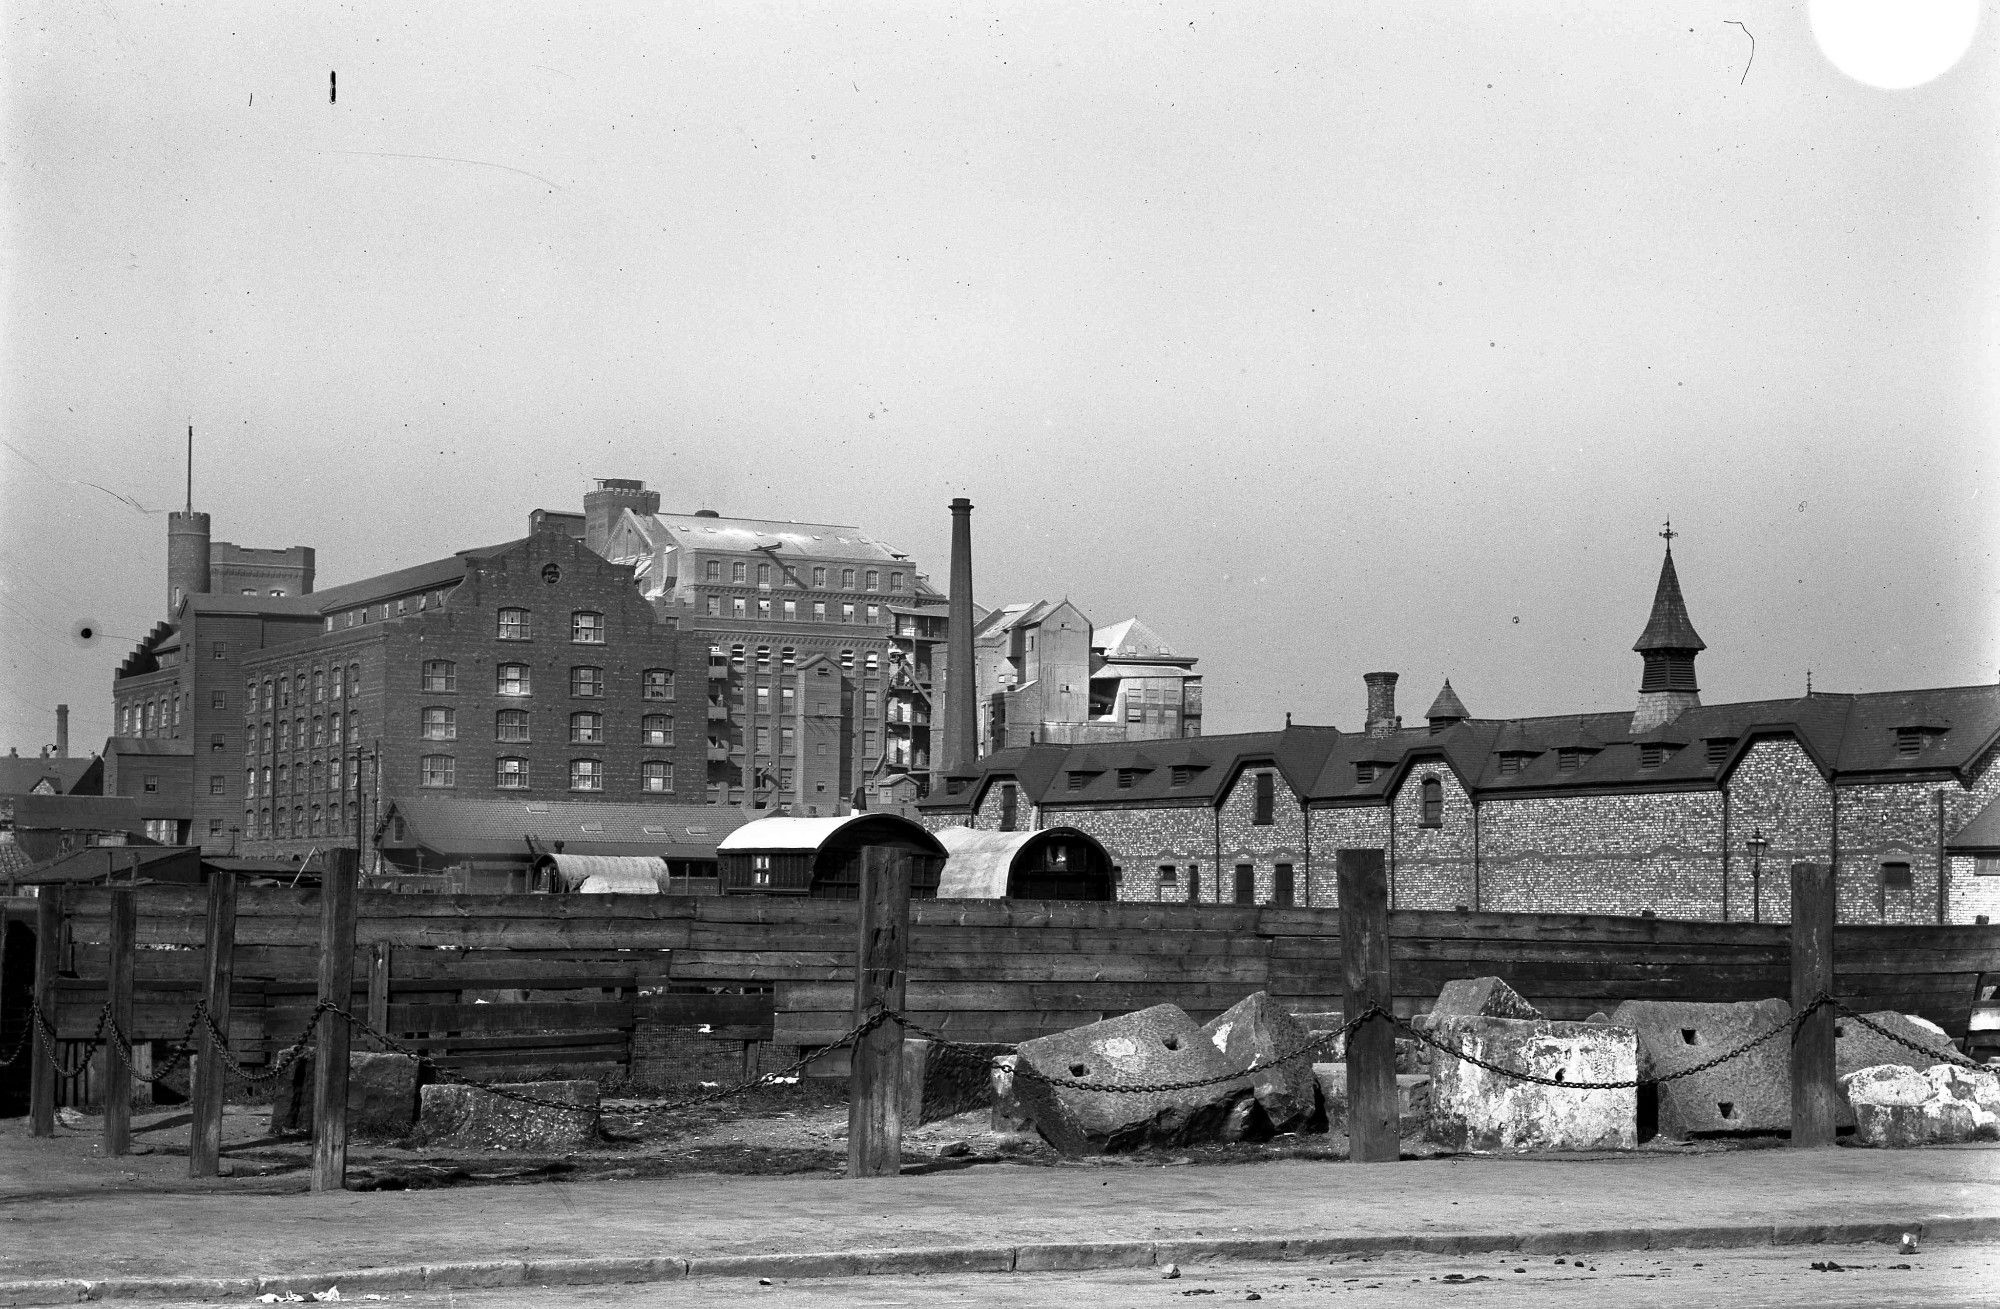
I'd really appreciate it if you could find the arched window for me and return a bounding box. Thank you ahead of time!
[572,611,606,643]
[497,608,532,640]
[642,668,672,700]
[496,757,531,789]
[641,761,673,793]
[642,714,673,746]
[422,660,456,692]
[570,666,604,697]
[1420,776,1444,828]
[496,710,531,742]
[569,759,604,792]
[570,711,604,744]
[420,755,456,788]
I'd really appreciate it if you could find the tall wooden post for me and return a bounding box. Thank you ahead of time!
[1338,849,1398,1163]
[1789,861,1838,1148]
[847,845,912,1178]
[190,871,238,1177]
[104,887,136,1156]
[311,848,359,1191]
[29,890,62,1136]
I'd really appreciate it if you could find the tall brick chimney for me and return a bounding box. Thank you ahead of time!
[1364,671,1401,735]
[583,479,662,558]
[167,510,211,617]
[942,498,978,775]
[55,704,69,758]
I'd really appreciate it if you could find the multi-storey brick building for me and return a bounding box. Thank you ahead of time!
[110,508,704,860]
[587,479,948,813]
[973,602,1202,753]
[920,543,2000,924]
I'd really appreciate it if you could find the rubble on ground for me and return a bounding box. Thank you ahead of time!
[1841,1063,2000,1147]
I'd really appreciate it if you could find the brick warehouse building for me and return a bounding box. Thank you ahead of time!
[110,509,705,861]
[918,544,2000,925]
[586,479,950,812]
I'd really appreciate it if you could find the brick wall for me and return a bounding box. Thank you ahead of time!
[1722,737,1832,925]
[1476,790,1725,917]
[1388,759,1478,910]
[1214,763,1308,906]
[1835,779,1947,925]
[1304,805,1390,907]
[1038,801,1215,902]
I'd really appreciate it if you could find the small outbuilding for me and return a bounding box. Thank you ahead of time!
[533,854,671,895]
[715,813,946,899]
[933,825,1116,900]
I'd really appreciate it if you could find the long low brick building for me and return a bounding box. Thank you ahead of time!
[917,546,2000,925]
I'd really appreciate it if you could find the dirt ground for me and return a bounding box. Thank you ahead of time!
[10,1074,1794,1198]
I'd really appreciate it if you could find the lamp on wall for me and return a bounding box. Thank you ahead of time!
[1746,828,1770,924]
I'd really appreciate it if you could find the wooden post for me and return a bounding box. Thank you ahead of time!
[1790,861,1838,1148]
[190,870,238,1178]
[367,943,391,1036]
[104,887,136,1156]
[311,848,359,1191]
[847,845,912,1179]
[29,890,61,1136]
[1338,848,1398,1163]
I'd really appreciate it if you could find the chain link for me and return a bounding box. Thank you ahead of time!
[1831,1001,1991,1073]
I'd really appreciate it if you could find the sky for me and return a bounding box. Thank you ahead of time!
[2,1,1995,754]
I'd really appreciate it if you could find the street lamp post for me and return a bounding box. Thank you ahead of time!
[1746,828,1770,924]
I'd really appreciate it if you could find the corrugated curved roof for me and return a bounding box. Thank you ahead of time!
[933,826,1039,897]
[717,812,947,856]
[536,854,667,893]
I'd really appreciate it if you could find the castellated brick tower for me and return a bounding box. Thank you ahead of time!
[1631,533,1705,733]
[1364,671,1400,734]
[167,509,211,617]
[583,478,662,558]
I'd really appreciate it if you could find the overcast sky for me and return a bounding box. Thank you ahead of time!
[3,1,1994,754]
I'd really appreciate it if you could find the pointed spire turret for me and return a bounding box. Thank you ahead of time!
[1632,527,1704,731]
[1425,680,1469,733]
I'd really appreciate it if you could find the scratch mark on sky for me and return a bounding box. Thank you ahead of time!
[320,150,562,191]
[1724,20,1753,85]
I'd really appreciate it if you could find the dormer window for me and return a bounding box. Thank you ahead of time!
[1355,762,1378,784]
[1170,764,1204,786]
[1116,767,1148,789]
[1496,752,1537,776]
[1557,747,1597,773]
[1067,770,1100,791]
[1895,725,1945,757]
[1639,743,1682,769]
[1705,737,1734,765]
[945,777,967,796]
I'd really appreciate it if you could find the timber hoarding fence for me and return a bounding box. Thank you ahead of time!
[25,882,1999,1094]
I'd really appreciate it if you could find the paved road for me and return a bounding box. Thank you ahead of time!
[137,1242,2000,1308]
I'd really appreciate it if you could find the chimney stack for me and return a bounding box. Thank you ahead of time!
[582,479,662,558]
[1364,671,1401,735]
[55,704,69,758]
[942,498,978,776]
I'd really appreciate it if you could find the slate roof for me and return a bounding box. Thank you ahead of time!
[919,683,2000,812]
[104,737,193,758]
[1425,680,1470,722]
[379,795,749,860]
[1948,795,2000,852]
[0,757,99,796]
[18,845,202,885]
[629,511,910,564]
[1633,549,1706,652]
[181,540,522,620]
[8,794,144,832]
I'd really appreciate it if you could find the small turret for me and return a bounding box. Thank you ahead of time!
[1425,680,1469,733]
[1632,524,1704,732]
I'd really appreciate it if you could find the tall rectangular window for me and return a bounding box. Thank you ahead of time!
[841,603,855,623]
[1252,772,1275,825]
[812,566,827,587]
[864,569,879,590]
[756,725,772,754]
[757,598,772,619]
[705,595,721,617]
[841,568,856,588]
[706,559,721,581]
[497,608,532,640]
[782,600,797,620]
[732,561,747,583]
[420,755,455,788]
[757,563,771,586]
[865,604,879,625]
[999,782,1018,831]
[813,602,827,621]
[1234,864,1256,905]
[421,707,456,740]
[1273,863,1295,907]
[890,572,904,592]
[779,725,796,754]
[209,774,225,796]
[732,598,747,618]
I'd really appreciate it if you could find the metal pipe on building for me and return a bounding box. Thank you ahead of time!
[942,498,977,776]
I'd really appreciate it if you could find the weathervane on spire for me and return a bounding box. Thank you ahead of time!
[1659,519,1677,548]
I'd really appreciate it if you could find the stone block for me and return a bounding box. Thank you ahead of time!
[1610,999,1791,1138]
[267,1051,421,1138]
[900,1037,1014,1127]
[1012,1004,1251,1155]
[412,1080,601,1152]
[1418,977,1540,1029]
[1311,1064,1429,1135]
[1424,1016,1638,1153]
[1842,1063,2000,1147]
[1836,1012,1961,1079]
[1200,992,1318,1134]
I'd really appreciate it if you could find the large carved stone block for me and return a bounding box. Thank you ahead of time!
[1425,1016,1638,1153]
[412,1080,600,1152]
[1418,977,1541,1028]
[267,1051,420,1139]
[1200,992,1318,1134]
[1012,1004,1251,1155]
[1842,1063,2000,1147]
[1610,999,1792,1138]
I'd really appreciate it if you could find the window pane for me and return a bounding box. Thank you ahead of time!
[498,608,532,640]
[572,611,605,643]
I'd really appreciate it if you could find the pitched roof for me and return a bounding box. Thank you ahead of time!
[18,845,203,885]
[1425,680,1470,721]
[1633,548,1706,652]
[8,794,144,832]
[380,795,749,860]
[0,756,99,796]
[1092,617,1192,663]
[629,511,910,564]
[182,540,522,620]
[1949,795,2000,853]
[104,737,193,758]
